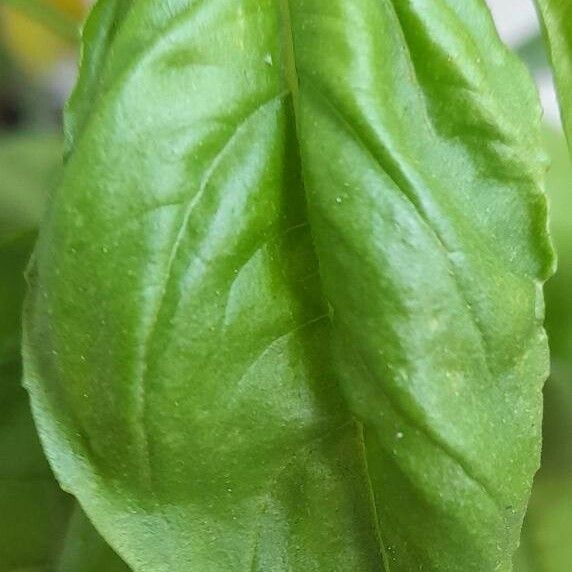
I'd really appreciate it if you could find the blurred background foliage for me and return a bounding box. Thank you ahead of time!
[0,1,129,570]
[516,128,572,572]
[0,1,570,570]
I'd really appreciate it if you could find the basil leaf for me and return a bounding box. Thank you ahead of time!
[23,1,554,570]
[534,0,572,147]
[64,0,134,154]
[0,134,128,570]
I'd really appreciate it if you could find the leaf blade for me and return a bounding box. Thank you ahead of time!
[23,1,554,570]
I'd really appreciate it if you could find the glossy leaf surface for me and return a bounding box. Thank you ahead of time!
[24,1,553,570]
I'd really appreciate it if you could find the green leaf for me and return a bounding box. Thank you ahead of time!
[0,133,128,570]
[63,0,133,154]
[23,1,554,570]
[534,0,572,147]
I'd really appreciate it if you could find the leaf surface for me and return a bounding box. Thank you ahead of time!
[24,1,554,570]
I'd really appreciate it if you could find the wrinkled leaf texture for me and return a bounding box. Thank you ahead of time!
[24,1,554,570]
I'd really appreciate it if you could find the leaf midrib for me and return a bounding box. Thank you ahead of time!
[277,2,391,569]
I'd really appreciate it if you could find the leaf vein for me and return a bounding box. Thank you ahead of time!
[300,77,493,377]
[133,92,287,486]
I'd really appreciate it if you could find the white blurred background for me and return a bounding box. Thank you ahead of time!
[487,0,561,125]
